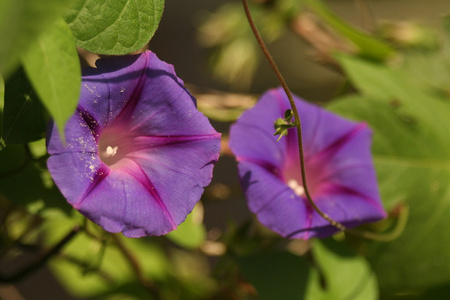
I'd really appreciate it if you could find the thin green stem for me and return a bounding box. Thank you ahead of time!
[242,0,345,231]
[347,204,409,242]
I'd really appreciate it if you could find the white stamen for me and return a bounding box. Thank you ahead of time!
[287,179,305,197]
[104,146,118,157]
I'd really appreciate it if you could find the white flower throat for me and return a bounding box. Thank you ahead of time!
[104,146,118,157]
[287,179,305,197]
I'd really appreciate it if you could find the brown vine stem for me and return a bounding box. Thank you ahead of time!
[242,0,345,232]
[241,0,409,243]
[0,226,80,283]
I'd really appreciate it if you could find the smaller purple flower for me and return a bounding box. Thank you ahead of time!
[47,51,221,237]
[229,88,386,239]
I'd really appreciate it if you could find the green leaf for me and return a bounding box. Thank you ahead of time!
[166,248,217,298]
[65,0,164,54]
[2,67,47,144]
[336,53,450,158]
[237,240,377,300]
[0,76,4,103]
[0,76,4,148]
[0,0,72,77]
[0,144,27,175]
[443,14,450,37]
[0,143,71,214]
[304,0,394,60]
[399,50,450,96]
[328,94,450,295]
[47,229,169,298]
[237,251,311,300]
[21,18,80,138]
[166,203,206,249]
[306,239,378,300]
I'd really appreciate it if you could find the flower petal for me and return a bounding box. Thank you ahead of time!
[304,191,386,238]
[229,89,288,169]
[128,136,220,226]
[229,87,386,239]
[121,52,217,136]
[47,51,221,237]
[47,150,102,207]
[268,88,358,157]
[237,162,311,239]
[81,54,145,130]
[75,165,178,237]
[47,109,98,155]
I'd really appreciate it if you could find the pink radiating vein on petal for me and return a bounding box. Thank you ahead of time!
[47,51,221,237]
[74,165,110,209]
[229,87,386,240]
[236,156,280,176]
[121,160,177,230]
[113,79,147,126]
[127,88,187,133]
[131,133,221,151]
[308,123,368,165]
[321,183,387,215]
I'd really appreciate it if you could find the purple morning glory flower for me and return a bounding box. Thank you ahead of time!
[229,87,386,239]
[47,51,221,238]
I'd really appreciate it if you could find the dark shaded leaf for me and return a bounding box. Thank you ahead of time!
[238,251,310,300]
[2,68,46,144]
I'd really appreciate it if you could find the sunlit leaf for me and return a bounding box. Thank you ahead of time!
[0,0,72,77]
[398,50,450,96]
[166,203,206,249]
[65,0,164,54]
[443,14,450,37]
[46,225,169,298]
[21,18,80,138]
[336,53,450,157]
[304,0,394,60]
[306,239,378,300]
[328,92,450,295]
[167,248,217,298]
[237,241,375,299]
[197,3,259,89]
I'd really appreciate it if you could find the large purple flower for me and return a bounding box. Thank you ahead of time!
[47,51,221,237]
[229,88,386,239]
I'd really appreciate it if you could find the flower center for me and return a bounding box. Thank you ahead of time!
[98,127,133,168]
[284,159,325,198]
[287,179,305,197]
[104,146,119,157]
[282,144,325,198]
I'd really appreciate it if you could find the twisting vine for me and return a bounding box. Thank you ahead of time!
[241,0,408,241]
[242,0,346,232]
